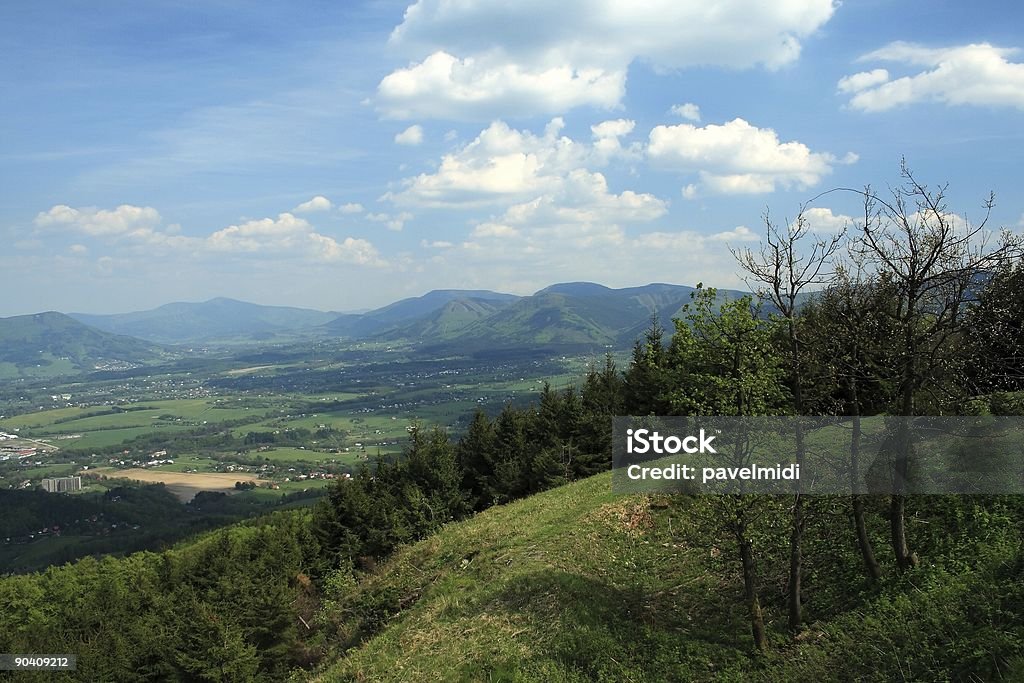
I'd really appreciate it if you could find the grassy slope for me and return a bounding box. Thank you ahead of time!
[313,473,1024,682]
[315,474,748,682]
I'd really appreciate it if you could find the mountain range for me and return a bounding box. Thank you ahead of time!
[69,298,340,344]
[0,282,753,372]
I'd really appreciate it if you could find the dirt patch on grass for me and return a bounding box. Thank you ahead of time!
[584,497,655,537]
[92,468,268,502]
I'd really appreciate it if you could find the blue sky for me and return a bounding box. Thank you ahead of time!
[3,0,1023,315]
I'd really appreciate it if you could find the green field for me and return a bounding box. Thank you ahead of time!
[0,398,276,433]
[247,447,367,464]
[0,355,79,380]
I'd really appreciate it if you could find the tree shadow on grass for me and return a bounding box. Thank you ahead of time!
[478,568,754,681]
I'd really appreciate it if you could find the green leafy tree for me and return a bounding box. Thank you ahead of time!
[666,285,786,651]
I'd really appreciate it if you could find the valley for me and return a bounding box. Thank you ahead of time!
[0,286,630,572]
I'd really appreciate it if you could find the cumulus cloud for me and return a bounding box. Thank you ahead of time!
[395,124,425,145]
[207,212,385,265]
[207,213,312,252]
[378,51,625,120]
[378,0,838,119]
[798,207,852,233]
[35,203,386,268]
[389,116,670,266]
[839,42,1024,111]
[462,168,666,258]
[670,103,701,122]
[591,119,641,163]
[388,118,587,206]
[836,68,889,94]
[367,211,414,232]
[339,202,365,214]
[35,204,162,236]
[648,118,850,195]
[307,234,385,265]
[294,195,333,213]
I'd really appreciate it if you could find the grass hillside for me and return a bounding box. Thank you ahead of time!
[312,473,1024,682]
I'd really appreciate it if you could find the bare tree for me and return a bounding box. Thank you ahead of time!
[807,260,893,581]
[840,160,1022,570]
[733,207,844,630]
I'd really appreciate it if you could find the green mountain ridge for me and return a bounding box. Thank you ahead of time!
[44,282,761,351]
[70,298,340,344]
[324,289,520,339]
[438,283,753,349]
[0,311,166,373]
[377,297,513,341]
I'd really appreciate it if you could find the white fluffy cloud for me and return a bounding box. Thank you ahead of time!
[367,211,414,232]
[34,204,385,267]
[35,204,162,236]
[389,118,587,206]
[591,119,641,163]
[839,42,1024,111]
[394,124,425,145]
[379,0,838,119]
[836,68,889,94]
[670,103,702,122]
[339,202,365,214]
[798,207,852,233]
[207,212,385,265]
[648,118,850,195]
[378,51,625,120]
[294,195,333,213]
[473,169,665,235]
[207,213,312,252]
[307,234,385,265]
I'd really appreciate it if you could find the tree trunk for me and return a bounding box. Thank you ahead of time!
[788,495,803,630]
[848,388,882,581]
[890,313,918,571]
[853,494,882,580]
[890,399,918,571]
[889,493,916,570]
[739,535,768,652]
[787,318,805,632]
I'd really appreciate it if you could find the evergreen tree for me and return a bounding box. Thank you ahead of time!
[457,409,499,511]
[623,316,673,415]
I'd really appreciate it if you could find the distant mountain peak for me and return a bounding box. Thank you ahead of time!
[536,282,614,297]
